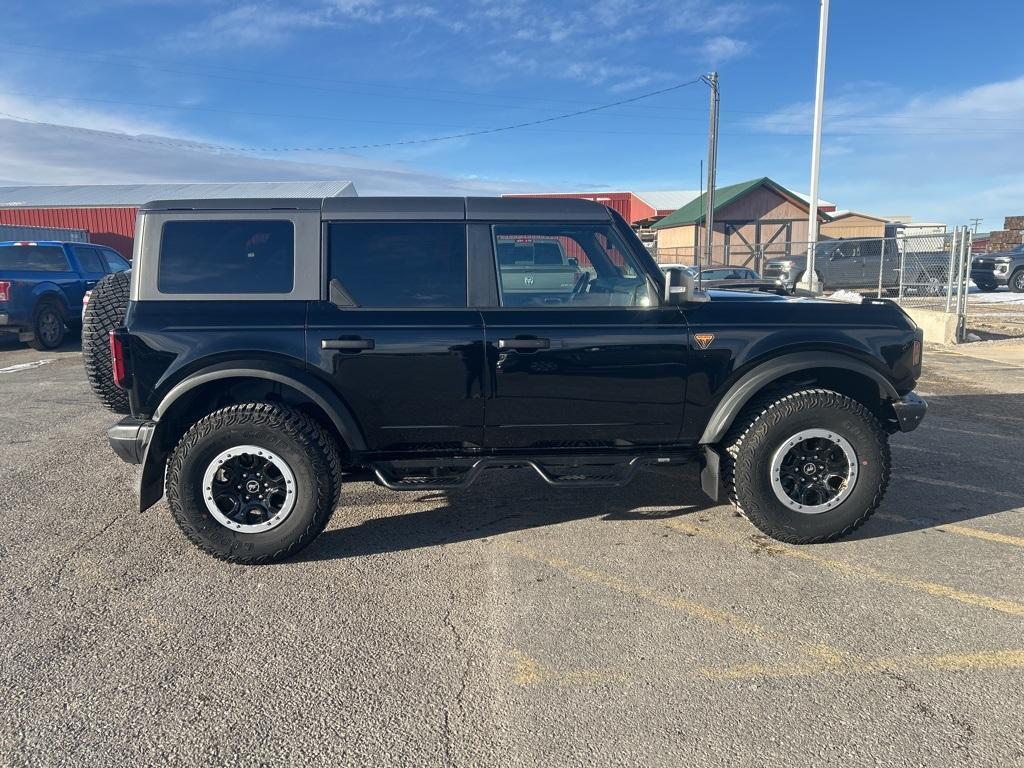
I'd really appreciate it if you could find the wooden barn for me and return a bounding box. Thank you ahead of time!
[652,177,832,268]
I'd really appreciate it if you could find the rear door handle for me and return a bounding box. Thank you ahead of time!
[497,338,550,350]
[321,338,375,350]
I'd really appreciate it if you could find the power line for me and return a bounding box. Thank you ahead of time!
[0,77,704,154]
[0,42,693,119]
[7,42,1022,125]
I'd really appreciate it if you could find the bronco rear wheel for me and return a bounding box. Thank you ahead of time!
[722,388,890,543]
[166,403,341,564]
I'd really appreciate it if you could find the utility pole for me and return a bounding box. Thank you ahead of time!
[798,0,829,294]
[701,71,719,275]
[969,217,983,234]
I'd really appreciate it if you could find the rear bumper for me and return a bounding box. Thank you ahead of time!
[891,391,927,432]
[107,417,154,464]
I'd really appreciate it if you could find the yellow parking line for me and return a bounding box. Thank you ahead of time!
[703,648,1024,681]
[879,513,1024,549]
[501,541,767,637]
[937,523,1024,548]
[664,519,1024,617]
[928,424,1024,442]
[902,474,1024,501]
[510,645,1024,687]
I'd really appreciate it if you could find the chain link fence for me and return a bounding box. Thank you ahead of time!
[648,228,976,336]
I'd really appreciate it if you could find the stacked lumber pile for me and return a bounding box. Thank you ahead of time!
[988,216,1024,250]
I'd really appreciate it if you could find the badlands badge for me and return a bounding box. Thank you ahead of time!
[694,333,715,350]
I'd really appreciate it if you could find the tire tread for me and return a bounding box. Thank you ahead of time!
[166,402,341,564]
[721,387,890,544]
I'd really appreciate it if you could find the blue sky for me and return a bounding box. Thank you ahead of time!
[1,0,1022,228]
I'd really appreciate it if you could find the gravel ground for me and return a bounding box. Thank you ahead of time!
[1,334,1022,767]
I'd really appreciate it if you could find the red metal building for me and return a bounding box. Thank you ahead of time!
[0,182,357,258]
[0,207,136,255]
[502,192,657,225]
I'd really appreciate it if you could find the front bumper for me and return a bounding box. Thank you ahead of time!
[891,391,927,432]
[971,268,1009,286]
[108,416,154,464]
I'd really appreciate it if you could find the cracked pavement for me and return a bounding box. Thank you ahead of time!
[1,335,1023,767]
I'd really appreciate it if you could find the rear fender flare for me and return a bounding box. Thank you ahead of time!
[30,283,71,317]
[138,364,366,511]
[698,351,899,445]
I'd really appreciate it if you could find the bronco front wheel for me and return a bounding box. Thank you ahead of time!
[722,388,890,543]
[166,403,340,563]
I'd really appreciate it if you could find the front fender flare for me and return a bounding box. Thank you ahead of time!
[698,351,900,445]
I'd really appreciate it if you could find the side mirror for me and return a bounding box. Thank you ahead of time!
[664,268,709,306]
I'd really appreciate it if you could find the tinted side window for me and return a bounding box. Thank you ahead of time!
[0,245,71,272]
[71,245,105,273]
[101,249,130,272]
[492,224,652,308]
[158,220,294,294]
[329,223,467,308]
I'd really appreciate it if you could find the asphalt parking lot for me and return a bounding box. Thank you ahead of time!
[1,334,1023,767]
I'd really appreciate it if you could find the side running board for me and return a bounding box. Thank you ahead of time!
[371,455,647,491]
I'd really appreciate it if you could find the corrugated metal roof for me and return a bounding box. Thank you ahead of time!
[0,181,357,208]
[652,177,832,229]
[634,190,700,211]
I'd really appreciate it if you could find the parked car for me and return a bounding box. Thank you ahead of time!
[659,263,696,275]
[0,240,130,350]
[971,244,1024,292]
[494,236,585,304]
[101,196,925,564]
[764,238,949,295]
[698,266,760,281]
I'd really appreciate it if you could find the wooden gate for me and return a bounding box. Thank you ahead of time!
[721,221,793,272]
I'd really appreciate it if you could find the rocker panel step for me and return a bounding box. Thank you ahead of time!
[371,455,650,491]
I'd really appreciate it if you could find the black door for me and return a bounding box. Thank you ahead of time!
[307,221,486,453]
[477,222,689,449]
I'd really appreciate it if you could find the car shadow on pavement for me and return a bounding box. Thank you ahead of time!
[0,330,82,353]
[295,467,721,562]
[298,391,1024,561]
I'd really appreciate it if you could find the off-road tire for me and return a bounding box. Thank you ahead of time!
[721,388,890,544]
[1010,269,1024,294]
[82,270,131,413]
[166,403,341,564]
[27,299,66,351]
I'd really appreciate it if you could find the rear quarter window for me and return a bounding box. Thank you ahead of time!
[157,220,294,294]
[0,245,71,272]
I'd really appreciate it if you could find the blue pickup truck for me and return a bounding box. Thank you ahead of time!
[0,240,130,350]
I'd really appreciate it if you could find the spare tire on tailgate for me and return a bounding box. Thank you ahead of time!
[83,270,131,414]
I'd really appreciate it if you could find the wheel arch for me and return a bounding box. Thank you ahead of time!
[139,364,366,512]
[699,351,900,445]
[30,283,71,315]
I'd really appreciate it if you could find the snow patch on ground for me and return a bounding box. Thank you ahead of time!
[0,359,54,374]
[967,287,1024,305]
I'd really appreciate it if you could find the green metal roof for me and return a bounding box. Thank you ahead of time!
[651,177,823,229]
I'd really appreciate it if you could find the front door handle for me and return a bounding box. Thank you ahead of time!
[497,338,550,350]
[321,338,375,351]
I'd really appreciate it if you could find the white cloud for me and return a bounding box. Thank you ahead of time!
[746,75,1024,226]
[170,0,761,88]
[0,105,524,195]
[700,36,750,64]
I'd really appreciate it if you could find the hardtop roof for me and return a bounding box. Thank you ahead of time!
[139,196,614,222]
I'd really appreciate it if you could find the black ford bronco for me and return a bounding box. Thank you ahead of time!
[96,196,926,563]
